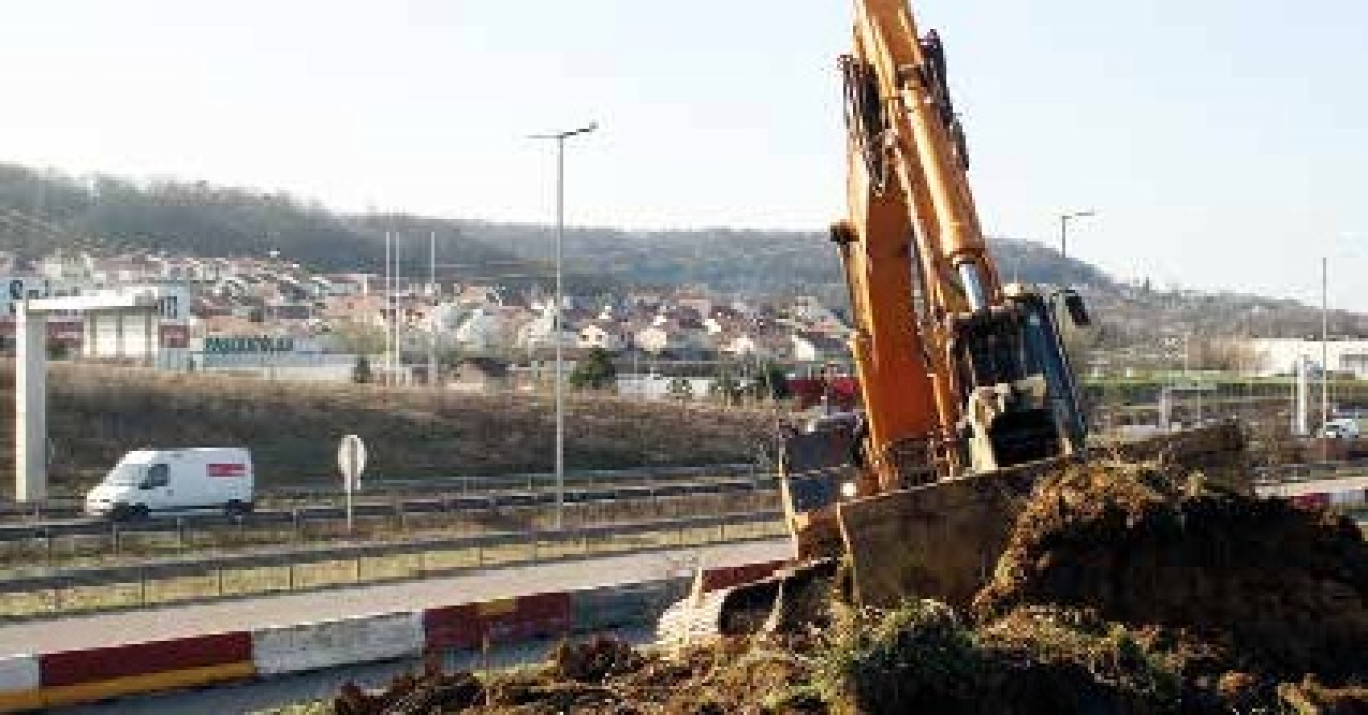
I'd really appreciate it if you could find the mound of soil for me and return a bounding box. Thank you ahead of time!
[334,460,1368,714]
[973,461,1368,681]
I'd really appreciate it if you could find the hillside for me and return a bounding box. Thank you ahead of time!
[1,161,1363,340]
[0,362,773,496]
[0,164,521,278]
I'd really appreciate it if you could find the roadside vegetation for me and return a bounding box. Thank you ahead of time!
[0,361,775,497]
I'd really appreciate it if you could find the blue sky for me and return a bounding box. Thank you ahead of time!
[0,0,1363,311]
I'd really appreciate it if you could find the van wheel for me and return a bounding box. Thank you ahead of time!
[225,500,252,517]
[109,503,133,522]
[130,505,150,521]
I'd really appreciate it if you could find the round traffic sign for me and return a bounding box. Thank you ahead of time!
[338,434,367,489]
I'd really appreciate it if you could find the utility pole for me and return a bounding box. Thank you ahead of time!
[1322,256,1329,461]
[429,231,438,389]
[393,232,402,386]
[384,231,392,386]
[530,122,598,531]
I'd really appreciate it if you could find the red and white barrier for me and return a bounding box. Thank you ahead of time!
[0,556,786,712]
[424,593,572,652]
[698,560,787,593]
[0,655,40,711]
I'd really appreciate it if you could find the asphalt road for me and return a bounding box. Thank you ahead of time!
[0,537,789,655]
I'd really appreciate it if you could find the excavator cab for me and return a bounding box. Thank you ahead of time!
[950,287,1090,474]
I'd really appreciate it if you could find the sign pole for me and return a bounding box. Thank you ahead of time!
[346,475,354,534]
[337,435,367,536]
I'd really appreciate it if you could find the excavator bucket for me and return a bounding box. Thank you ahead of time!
[658,422,1250,646]
[837,421,1251,609]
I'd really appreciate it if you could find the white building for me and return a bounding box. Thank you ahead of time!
[635,324,689,355]
[720,333,771,359]
[82,284,193,369]
[190,334,356,381]
[455,307,508,351]
[1249,338,1368,378]
[516,311,577,351]
[578,323,625,351]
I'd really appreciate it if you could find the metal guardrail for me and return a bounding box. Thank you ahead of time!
[0,510,785,617]
[0,476,780,544]
[0,463,762,520]
[265,463,760,499]
[1253,459,1368,485]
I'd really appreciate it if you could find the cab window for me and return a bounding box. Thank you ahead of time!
[143,464,170,489]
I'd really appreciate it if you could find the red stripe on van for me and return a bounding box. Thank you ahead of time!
[207,463,246,478]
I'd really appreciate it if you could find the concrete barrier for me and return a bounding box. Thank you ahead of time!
[569,581,688,632]
[699,560,787,593]
[0,655,40,713]
[424,593,572,652]
[253,612,425,676]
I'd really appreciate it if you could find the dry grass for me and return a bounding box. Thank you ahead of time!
[0,360,777,497]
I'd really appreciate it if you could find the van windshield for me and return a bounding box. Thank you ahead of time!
[103,464,144,486]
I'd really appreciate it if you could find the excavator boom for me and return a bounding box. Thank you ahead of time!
[659,0,1248,643]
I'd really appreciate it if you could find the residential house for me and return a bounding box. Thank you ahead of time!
[719,332,768,359]
[635,319,710,357]
[318,275,366,297]
[450,357,511,392]
[91,254,158,284]
[456,285,503,307]
[578,321,626,352]
[455,306,511,352]
[38,251,94,282]
[517,310,578,351]
[674,293,713,320]
[791,331,850,363]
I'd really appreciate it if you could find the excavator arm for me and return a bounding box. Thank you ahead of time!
[661,0,1239,643]
[784,0,1093,596]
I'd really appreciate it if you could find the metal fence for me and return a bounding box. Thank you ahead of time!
[0,463,764,521]
[0,510,786,619]
[1254,459,1368,485]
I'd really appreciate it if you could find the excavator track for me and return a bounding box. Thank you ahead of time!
[657,559,840,645]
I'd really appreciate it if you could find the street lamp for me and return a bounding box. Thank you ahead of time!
[1058,210,1096,262]
[530,122,598,531]
[1321,256,1329,460]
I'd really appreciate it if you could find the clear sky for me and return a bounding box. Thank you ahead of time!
[0,0,1363,311]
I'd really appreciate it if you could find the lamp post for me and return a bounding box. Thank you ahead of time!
[530,122,597,530]
[1321,256,1329,461]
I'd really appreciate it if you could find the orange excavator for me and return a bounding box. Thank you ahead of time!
[659,0,1243,640]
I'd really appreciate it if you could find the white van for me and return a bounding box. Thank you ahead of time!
[85,448,254,520]
[1322,418,1362,440]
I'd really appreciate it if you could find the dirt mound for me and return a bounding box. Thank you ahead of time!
[973,461,1368,680]
[333,461,1368,713]
[548,634,645,683]
[332,636,817,714]
[332,608,1366,714]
